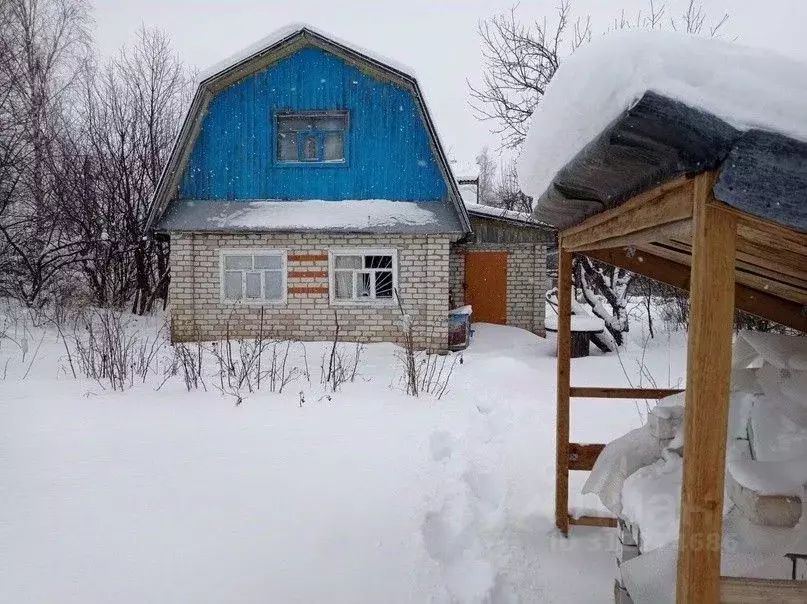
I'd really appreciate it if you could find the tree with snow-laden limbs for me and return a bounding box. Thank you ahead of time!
[469,0,730,347]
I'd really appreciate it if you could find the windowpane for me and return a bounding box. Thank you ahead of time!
[277,116,312,131]
[334,271,353,299]
[323,132,344,161]
[357,272,372,298]
[224,255,252,270]
[335,255,362,269]
[224,271,243,300]
[254,254,282,270]
[364,255,392,269]
[245,272,261,298]
[302,135,319,161]
[317,116,347,131]
[277,132,297,161]
[276,113,347,164]
[374,271,393,298]
[264,271,283,300]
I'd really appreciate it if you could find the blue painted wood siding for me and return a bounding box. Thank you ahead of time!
[179,47,449,202]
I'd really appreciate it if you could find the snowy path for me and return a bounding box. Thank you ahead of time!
[1,319,685,603]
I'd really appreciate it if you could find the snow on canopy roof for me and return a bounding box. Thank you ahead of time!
[156,200,464,234]
[198,22,417,84]
[518,31,807,230]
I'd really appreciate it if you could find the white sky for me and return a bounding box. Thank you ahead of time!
[93,0,807,170]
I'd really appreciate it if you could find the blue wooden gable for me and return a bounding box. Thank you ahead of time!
[178,46,449,202]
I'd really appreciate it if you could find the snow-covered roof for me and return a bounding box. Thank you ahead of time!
[518,32,807,232]
[463,201,553,229]
[450,161,479,182]
[198,22,417,84]
[157,200,463,234]
[519,31,807,203]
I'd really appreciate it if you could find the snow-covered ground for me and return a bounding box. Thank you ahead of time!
[0,305,686,603]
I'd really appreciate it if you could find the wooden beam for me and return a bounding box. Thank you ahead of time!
[721,577,807,604]
[562,180,694,251]
[568,443,605,472]
[569,515,618,528]
[676,175,737,604]
[570,387,684,399]
[583,247,807,333]
[565,218,692,253]
[647,241,807,306]
[555,247,573,537]
[563,176,691,238]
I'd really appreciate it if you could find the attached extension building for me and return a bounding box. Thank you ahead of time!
[148,24,551,351]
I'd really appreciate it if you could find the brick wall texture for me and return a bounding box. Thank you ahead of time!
[169,232,450,352]
[449,243,548,336]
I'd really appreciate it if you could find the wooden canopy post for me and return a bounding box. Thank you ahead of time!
[555,245,572,536]
[676,175,737,604]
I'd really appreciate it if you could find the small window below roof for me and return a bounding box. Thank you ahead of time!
[276,111,348,164]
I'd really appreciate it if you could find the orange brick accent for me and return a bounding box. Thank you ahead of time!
[289,270,328,278]
[288,254,328,262]
[287,286,329,295]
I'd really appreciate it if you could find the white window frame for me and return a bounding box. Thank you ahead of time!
[328,248,398,306]
[219,249,287,305]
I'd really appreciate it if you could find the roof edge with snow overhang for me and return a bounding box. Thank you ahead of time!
[146,24,471,235]
[518,31,807,232]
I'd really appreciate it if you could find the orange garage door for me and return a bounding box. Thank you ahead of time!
[464,251,508,325]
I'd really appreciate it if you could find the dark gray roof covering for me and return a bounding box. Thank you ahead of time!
[535,91,807,233]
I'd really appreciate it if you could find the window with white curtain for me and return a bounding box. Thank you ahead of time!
[330,249,397,303]
[220,250,286,303]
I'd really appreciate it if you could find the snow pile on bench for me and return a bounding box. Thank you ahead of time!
[518,31,807,203]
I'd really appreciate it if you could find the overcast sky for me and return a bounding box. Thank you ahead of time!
[92,0,807,170]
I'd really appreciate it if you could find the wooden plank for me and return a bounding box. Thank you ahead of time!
[565,218,691,253]
[563,176,691,237]
[721,577,807,604]
[676,175,737,604]
[568,443,605,472]
[563,182,694,251]
[569,515,618,528]
[555,246,573,537]
[664,237,807,294]
[650,241,807,305]
[584,247,807,333]
[570,387,684,399]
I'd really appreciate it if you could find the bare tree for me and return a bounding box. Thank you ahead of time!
[0,0,92,306]
[474,147,496,205]
[65,26,190,311]
[493,158,532,213]
[469,0,729,150]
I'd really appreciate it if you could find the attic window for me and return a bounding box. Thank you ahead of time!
[276,111,348,164]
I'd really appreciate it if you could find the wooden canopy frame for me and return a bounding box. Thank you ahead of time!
[554,172,807,603]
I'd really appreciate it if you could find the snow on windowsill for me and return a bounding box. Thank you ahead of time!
[518,31,807,203]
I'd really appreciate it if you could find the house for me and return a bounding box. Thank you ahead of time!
[147,24,551,351]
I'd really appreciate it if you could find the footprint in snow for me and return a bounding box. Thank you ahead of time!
[429,430,455,462]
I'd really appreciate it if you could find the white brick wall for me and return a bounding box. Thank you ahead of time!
[169,232,450,352]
